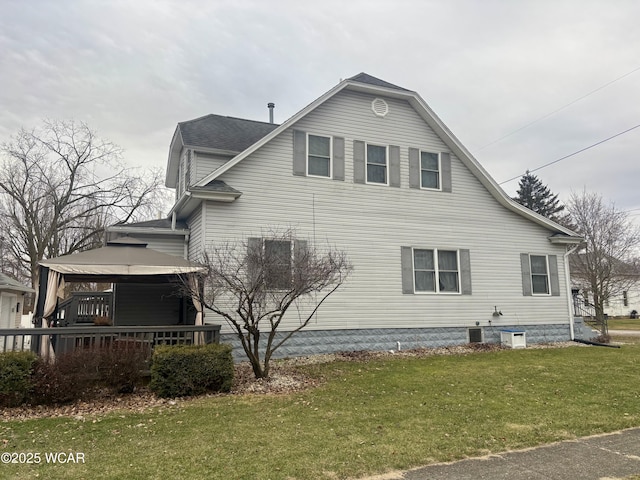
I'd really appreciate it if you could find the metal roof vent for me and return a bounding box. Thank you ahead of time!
[371,98,389,117]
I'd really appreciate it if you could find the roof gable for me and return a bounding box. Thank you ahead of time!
[172,73,580,241]
[347,72,411,91]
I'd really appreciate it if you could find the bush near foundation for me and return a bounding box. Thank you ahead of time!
[0,351,37,407]
[150,343,234,398]
[98,346,150,394]
[30,346,150,405]
[30,349,101,405]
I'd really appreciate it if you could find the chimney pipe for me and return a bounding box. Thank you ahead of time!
[267,102,275,124]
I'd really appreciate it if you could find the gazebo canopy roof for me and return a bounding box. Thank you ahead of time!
[39,237,205,277]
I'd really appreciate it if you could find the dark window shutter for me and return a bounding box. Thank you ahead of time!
[521,253,532,296]
[247,237,262,284]
[353,140,365,184]
[401,246,414,294]
[441,152,452,193]
[333,137,345,181]
[389,145,401,187]
[549,255,560,296]
[293,239,308,261]
[293,130,306,176]
[293,239,308,280]
[460,249,472,295]
[408,148,420,189]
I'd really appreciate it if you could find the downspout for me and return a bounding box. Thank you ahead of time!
[564,244,580,340]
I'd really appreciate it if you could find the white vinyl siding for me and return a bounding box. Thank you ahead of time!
[187,205,203,260]
[196,89,571,334]
[195,152,232,184]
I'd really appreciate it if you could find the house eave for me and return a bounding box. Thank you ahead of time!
[166,127,184,188]
[106,225,190,236]
[549,235,584,245]
[188,145,239,157]
[169,189,241,220]
[0,284,35,294]
[191,189,241,202]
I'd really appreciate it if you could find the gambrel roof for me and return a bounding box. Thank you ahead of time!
[167,72,582,242]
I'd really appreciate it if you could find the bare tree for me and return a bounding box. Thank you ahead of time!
[567,190,640,337]
[185,231,351,379]
[0,119,165,287]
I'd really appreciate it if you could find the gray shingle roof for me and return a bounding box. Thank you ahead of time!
[347,73,411,92]
[191,180,241,194]
[178,114,280,152]
[111,218,189,230]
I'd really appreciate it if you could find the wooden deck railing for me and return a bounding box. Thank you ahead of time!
[0,324,221,361]
[56,292,113,325]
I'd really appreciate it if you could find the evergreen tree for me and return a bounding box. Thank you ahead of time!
[513,171,566,221]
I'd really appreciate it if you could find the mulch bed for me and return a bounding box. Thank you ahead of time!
[1,342,580,422]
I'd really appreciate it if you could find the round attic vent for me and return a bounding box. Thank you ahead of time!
[371,98,389,117]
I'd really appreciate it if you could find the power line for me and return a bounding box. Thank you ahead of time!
[479,65,640,150]
[499,123,640,185]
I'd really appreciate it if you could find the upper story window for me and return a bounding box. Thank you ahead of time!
[413,248,460,294]
[421,151,440,189]
[529,255,550,295]
[366,144,388,185]
[307,134,332,178]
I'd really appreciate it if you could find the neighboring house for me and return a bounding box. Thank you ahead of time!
[604,287,640,318]
[570,253,640,318]
[109,72,586,356]
[0,272,34,329]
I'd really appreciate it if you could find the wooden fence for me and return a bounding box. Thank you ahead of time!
[0,324,221,362]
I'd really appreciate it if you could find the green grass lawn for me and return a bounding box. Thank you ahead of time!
[2,345,640,479]
[608,318,640,330]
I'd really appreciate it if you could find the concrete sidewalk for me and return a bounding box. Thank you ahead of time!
[398,428,640,479]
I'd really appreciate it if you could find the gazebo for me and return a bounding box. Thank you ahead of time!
[31,238,216,358]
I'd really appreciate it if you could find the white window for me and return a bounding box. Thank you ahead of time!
[413,248,460,293]
[366,144,388,185]
[530,255,550,295]
[307,134,331,178]
[420,151,440,189]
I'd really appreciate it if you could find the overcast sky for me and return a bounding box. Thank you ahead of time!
[2,0,639,220]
